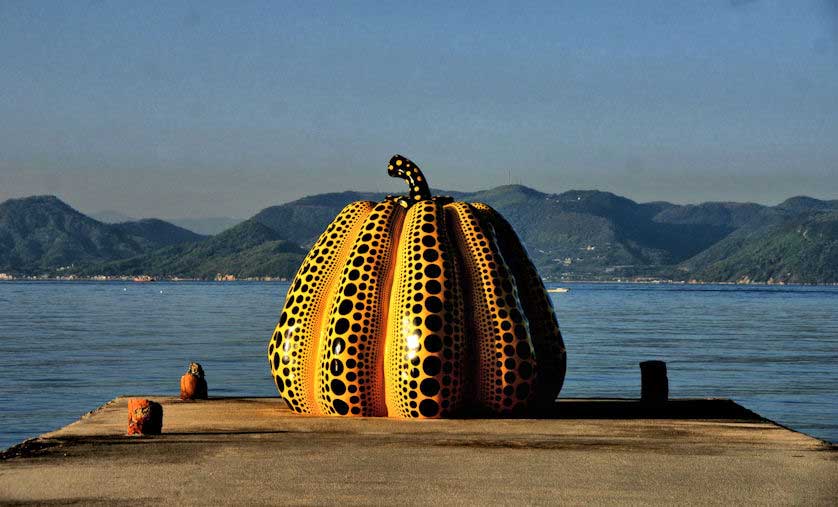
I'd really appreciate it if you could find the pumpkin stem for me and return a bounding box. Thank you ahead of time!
[388,155,432,205]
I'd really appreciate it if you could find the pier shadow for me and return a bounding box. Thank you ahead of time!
[195,396,765,421]
[541,398,764,420]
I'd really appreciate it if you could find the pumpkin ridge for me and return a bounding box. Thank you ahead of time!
[309,202,376,413]
[439,206,472,412]
[315,200,405,416]
[471,203,567,411]
[382,205,412,416]
[376,203,406,417]
[384,200,467,418]
[444,201,537,415]
[270,200,374,414]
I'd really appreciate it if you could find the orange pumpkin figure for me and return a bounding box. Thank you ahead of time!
[268,155,566,418]
[127,398,162,435]
[179,362,208,400]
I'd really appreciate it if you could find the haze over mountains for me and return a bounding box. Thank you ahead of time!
[90,211,242,236]
[2,187,837,283]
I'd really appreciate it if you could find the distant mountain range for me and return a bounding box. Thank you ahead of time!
[79,219,306,279]
[2,188,837,283]
[0,196,204,274]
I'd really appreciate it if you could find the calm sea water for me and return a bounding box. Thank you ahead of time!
[1,281,836,449]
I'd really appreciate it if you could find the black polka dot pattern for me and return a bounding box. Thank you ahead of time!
[472,203,567,411]
[316,200,402,416]
[384,199,466,418]
[445,201,537,415]
[267,156,566,418]
[267,201,374,415]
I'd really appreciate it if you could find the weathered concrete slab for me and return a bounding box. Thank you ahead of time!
[1,397,835,505]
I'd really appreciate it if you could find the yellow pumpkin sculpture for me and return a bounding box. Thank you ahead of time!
[268,155,566,418]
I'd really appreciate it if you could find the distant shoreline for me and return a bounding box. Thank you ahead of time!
[1,276,836,286]
[0,276,288,283]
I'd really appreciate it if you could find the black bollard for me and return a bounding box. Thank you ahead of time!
[640,360,668,403]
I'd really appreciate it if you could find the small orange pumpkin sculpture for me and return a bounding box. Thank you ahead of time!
[268,155,566,418]
[179,362,208,400]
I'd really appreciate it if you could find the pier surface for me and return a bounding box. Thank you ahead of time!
[1,397,835,505]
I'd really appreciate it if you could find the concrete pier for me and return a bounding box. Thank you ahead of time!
[1,397,835,505]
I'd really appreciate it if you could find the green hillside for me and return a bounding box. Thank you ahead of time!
[253,191,387,247]
[0,196,203,274]
[4,189,837,283]
[249,186,749,280]
[80,219,306,279]
[688,212,838,283]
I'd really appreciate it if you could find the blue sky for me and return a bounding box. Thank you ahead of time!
[1,1,836,218]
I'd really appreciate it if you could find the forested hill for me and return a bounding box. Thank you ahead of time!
[0,195,203,274]
[238,186,838,283]
[2,189,837,283]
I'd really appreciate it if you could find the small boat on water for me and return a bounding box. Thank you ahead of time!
[547,287,569,293]
[132,275,155,283]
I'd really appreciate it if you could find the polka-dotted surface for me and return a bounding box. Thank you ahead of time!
[472,203,567,411]
[267,164,565,418]
[445,202,537,415]
[316,200,403,416]
[384,199,466,418]
[268,201,374,415]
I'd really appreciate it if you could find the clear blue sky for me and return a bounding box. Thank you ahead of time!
[1,1,836,218]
